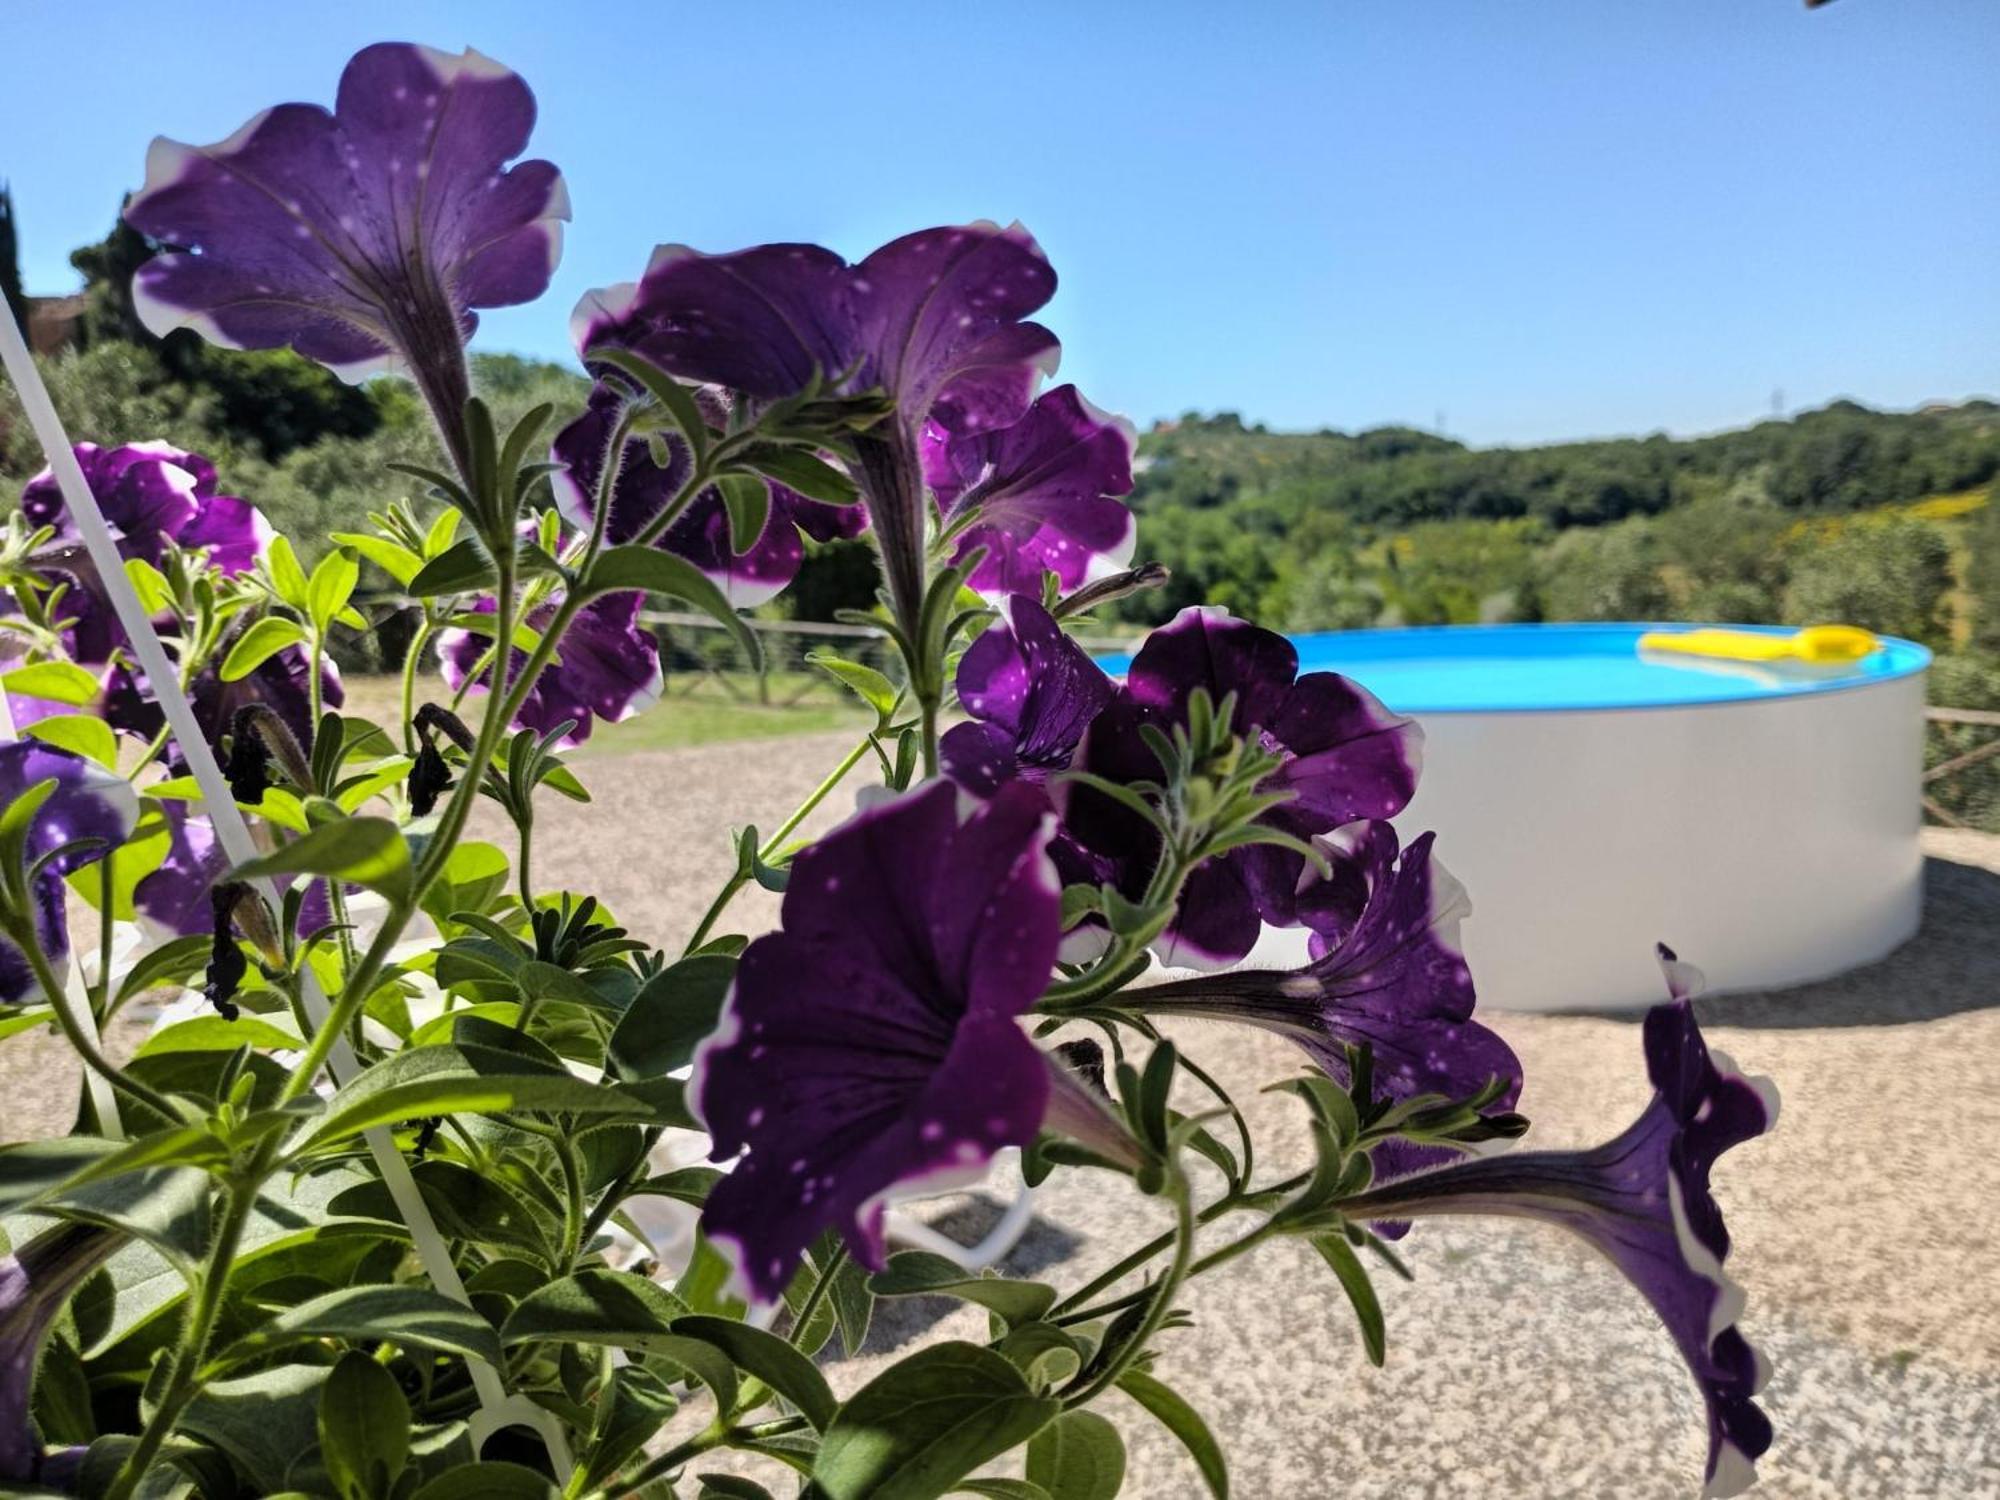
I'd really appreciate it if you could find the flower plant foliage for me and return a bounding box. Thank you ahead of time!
[0,38,1777,1500]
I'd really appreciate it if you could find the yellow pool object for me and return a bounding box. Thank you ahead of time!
[1636,624,1880,666]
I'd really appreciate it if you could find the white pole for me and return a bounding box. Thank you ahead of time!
[0,316,571,1474]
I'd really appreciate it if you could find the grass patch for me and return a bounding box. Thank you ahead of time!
[340,673,870,753]
[588,692,869,752]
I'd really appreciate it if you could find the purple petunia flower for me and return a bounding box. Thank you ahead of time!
[437,589,660,747]
[550,382,865,608]
[8,442,273,731]
[123,43,568,443]
[0,1223,120,1488]
[0,741,139,1004]
[1135,820,1521,1176]
[689,780,1066,1304]
[22,442,269,579]
[941,597,1121,947]
[942,595,1115,800]
[1336,949,1777,1499]
[921,384,1137,597]
[572,223,1060,623]
[1073,606,1423,970]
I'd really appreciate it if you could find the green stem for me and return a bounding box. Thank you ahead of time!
[278,548,526,1104]
[553,1132,585,1273]
[516,809,535,912]
[399,616,434,757]
[308,630,325,733]
[1056,1196,1305,1330]
[1049,1169,1311,1322]
[917,691,941,778]
[787,1245,849,1349]
[104,1163,265,1499]
[1061,1172,1197,1409]
[9,913,175,1121]
[617,1420,729,1493]
[681,730,873,955]
[94,858,114,1019]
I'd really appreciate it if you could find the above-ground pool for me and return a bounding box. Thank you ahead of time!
[1116,622,1932,1012]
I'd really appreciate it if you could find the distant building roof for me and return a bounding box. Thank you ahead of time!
[24,293,85,357]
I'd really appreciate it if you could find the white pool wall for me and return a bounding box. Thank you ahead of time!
[1244,664,1928,1012]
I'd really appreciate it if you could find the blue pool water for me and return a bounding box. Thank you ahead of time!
[1096,622,1931,714]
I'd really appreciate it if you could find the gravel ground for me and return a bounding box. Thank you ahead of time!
[7,732,1996,1497]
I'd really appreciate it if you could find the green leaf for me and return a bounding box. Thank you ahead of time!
[714,472,771,555]
[808,1342,1059,1500]
[501,1268,690,1351]
[318,1350,410,1500]
[955,1484,1053,1500]
[232,816,411,904]
[37,1163,212,1267]
[296,1042,654,1153]
[699,1478,778,1500]
[588,347,713,466]
[1025,1410,1126,1500]
[330,532,423,588]
[423,507,463,556]
[220,616,311,682]
[580,1364,677,1493]
[0,1005,53,1044]
[334,756,416,813]
[0,1138,120,1212]
[805,649,899,726]
[1310,1232,1385,1366]
[607,953,735,1079]
[66,798,170,921]
[672,1314,837,1431]
[746,445,860,506]
[1116,1370,1229,1497]
[211,1284,503,1372]
[327,1159,559,1259]
[125,557,174,616]
[135,1014,301,1057]
[408,537,498,598]
[408,1463,558,1500]
[1,660,100,706]
[179,1364,329,1496]
[114,933,210,1009]
[418,841,513,934]
[268,534,312,610]
[53,1125,231,1192]
[866,1252,1057,1328]
[24,714,117,767]
[824,1242,876,1359]
[993,1323,1083,1393]
[627,1166,722,1210]
[584,545,761,670]
[309,549,361,629]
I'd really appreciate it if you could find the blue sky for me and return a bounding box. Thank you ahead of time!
[2,0,1995,445]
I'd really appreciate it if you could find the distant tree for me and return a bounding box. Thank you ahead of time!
[0,184,24,334]
[66,212,381,459]
[1781,515,1953,646]
[785,539,880,622]
[67,215,156,346]
[1965,484,2000,652]
[1538,521,1673,621]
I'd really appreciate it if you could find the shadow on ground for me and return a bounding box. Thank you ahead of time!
[1591,850,2000,1030]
